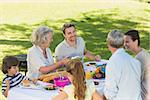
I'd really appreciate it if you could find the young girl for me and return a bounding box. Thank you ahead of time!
[1,56,28,97]
[53,59,102,100]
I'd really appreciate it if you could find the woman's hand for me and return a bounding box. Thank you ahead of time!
[60,58,70,66]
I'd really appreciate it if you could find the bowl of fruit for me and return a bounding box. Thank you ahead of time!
[85,65,105,80]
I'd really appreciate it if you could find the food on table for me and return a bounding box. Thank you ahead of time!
[85,71,92,79]
[93,81,99,85]
[95,67,101,73]
[44,84,56,90]
[89,62,96,65]
[86,62,96,66]
[38,71,68,82]
[22,80,30,87]
[86,66,105,80]
[86,64,90,66]
[93,73,103,79]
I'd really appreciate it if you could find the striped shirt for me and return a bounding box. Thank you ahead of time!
[2,73,27,93]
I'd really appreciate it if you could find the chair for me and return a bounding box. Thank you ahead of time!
[15,54,27,75]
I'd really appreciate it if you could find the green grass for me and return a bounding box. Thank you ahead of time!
[0,0,150,99]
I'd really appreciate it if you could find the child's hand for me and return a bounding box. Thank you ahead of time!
[6,80,10,87]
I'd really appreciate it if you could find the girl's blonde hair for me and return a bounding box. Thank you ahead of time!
[66,59,86,100]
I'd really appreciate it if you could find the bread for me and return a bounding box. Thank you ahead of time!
[39,71,68,82]
[22,80,30,87]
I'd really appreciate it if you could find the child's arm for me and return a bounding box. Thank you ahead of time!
[3,80,10,97]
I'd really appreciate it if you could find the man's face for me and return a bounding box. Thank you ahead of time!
[124,35,136,52]
[64,26,77,42]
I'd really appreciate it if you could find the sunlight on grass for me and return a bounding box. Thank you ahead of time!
[0,70,6,100]
[0,0,150,97]
[1,0,148,24]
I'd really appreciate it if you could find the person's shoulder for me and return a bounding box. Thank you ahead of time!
[141,48,150,56]
[78,37,84,42]
[46,47,52,53]
[13,73,25,79]
[17,72,25,76]
[55,40,66,51]
[2,75,11,83]
[28,45,37,53]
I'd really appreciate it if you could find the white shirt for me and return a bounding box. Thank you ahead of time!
[104,48,142,100]
[136,48,150,100]
[27,45,54,79]
[55,37,85,60]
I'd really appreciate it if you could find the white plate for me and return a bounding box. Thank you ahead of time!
[36,81,53,87]
[19,83,42,90]
[84,60,107,66]
[84,60,108,72]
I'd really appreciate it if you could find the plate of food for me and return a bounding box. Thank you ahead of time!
[19,80,41,90]
[44,84,58,90]
[84,60,107,67]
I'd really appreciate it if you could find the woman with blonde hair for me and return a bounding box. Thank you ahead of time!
[53,59,102,100]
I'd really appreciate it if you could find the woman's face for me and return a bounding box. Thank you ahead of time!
[44,33,53,48]
[124,35,137,52]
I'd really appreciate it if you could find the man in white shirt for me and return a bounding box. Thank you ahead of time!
[124,30,150,100]
[101,30,142,100]
[55,23,100,61]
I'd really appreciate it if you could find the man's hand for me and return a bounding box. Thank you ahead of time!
[95,55,101,61]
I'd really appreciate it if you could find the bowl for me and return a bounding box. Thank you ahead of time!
[54,77,70,87]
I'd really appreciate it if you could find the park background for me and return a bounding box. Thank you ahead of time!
[0,0,150,99]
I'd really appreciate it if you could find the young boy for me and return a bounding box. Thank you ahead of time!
[1,56,28,97]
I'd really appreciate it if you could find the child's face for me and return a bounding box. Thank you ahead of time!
[8,66,19,76]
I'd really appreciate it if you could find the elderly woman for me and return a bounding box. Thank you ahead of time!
[26,26,68,79]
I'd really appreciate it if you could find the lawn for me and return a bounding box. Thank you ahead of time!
[0,0,150,99]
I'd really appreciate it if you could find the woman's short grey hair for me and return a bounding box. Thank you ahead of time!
[31,26,53,46]
[107,30,124,48]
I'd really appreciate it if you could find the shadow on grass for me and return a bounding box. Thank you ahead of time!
[0,23,32,38]
[0,39,31,48]
[0,9,149,58]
